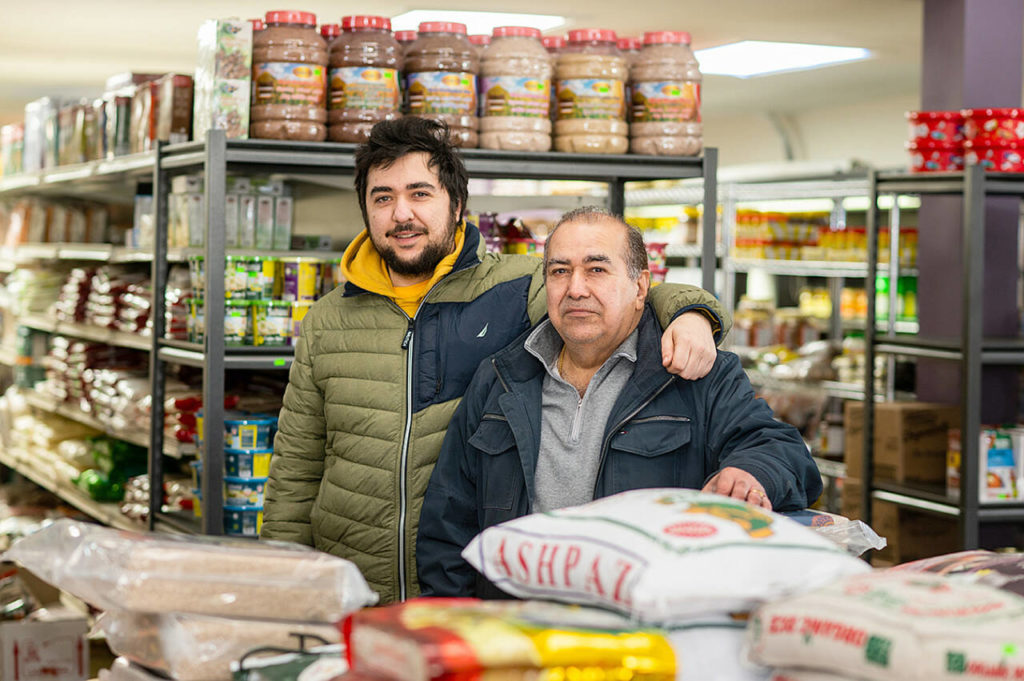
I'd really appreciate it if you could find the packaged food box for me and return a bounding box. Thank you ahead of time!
[844,401,960,484]
[155,74,194,144]
[1,122,25,176]
[194,19,253,141]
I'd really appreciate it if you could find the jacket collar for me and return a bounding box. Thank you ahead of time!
[492,304,666,389]
[342,221,484,297]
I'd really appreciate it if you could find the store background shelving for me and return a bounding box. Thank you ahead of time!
[863,165,1024,549]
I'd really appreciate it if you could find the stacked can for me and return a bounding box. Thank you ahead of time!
[193,410,277,537]
[185,255,345,347]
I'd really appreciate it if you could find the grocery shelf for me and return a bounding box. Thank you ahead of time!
[0,152,156,196]
[0,445,143,532]
[665,243,727,259]
[167,247,339,263]
[872,482,1024,522]
[729,258,919,278]
[22,390,150,449]
[875,170,1024,197]
[813,456,847,479]
[874,335,1024,364]
[0,243,152,265]
[158,344,294,371]
[843,319,920,335]
[20,314,152,351]
[153,509,201,535]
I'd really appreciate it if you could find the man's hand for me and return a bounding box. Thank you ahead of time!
[702,466,772,510]
[661,311,717,380]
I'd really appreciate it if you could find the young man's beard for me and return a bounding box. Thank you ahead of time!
[375,219,460,278]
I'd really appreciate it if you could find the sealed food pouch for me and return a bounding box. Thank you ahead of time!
[343,597,677,680]
[746,571,1024,681]
[463,489,870,624]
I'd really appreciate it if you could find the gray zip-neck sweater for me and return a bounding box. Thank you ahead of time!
[524,319,638,512]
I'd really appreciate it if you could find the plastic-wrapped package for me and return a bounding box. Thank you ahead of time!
[813,518,886,557]
[96,611,341,681]
[344,598,676,680]
[3,518,377,621]
[234,643,347,681]
[463,489,870,623]
[746,571,1024,681]
[890,549,1024,597]
[99,658,172,681]
[667,619,770,681]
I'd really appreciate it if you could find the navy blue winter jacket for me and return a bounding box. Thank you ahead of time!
[417,306,822,598]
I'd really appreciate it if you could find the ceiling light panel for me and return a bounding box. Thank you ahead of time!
[695,41,871,78]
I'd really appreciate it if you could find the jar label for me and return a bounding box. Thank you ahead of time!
[631,81,700,123]
[253,62,327,107]
[328,67,400,111]
[555,79,625,120]
[405,72,477,115]
[479,76,550,118]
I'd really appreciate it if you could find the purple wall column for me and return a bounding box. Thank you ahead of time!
[915,0,1022,421]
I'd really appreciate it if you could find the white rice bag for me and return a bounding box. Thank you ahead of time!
[3,518,377,621]
[462,489,870,623]
[746,570,1024,681]
[770,671,870,681]
[668,619,771,681]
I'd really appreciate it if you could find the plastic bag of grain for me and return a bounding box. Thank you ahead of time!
[666,618,771,681]
[746,570,1024,681]
[95,611,341,681]
[891,549,1024,597]
[462,489,870,623]
[3,518,376,621]
[343,597,678,680]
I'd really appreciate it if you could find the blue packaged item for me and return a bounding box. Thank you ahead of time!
[224,476,267,507]
[224,505,263,537]
[225,448,273,478]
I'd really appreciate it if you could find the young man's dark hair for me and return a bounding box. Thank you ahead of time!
[353,118,470,227]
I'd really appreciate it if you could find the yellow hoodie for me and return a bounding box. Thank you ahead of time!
[341,223,467,318]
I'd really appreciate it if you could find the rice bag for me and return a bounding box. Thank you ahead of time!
[95,611,341,681]
[746,571,1024,681]
[462,489,870,623]
[343,597,677,680]
[3,518,376,621]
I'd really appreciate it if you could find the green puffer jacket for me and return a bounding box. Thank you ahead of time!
[261,225,728,604]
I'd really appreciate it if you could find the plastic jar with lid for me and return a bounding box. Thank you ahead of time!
[394,30,418,53]
[327,15,403,143]
[405,22,479,147]
[250,18,265,33]
[629,31,702,156]
[554,29,628,154]
[617,37,642,66]
[251,10,329,141]
[320,24,340,44]
[478,26,552,152]
[468,34,491,60]
[542,36,566,57]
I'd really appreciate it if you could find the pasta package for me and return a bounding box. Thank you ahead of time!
[3,518,376,621]
[746,571,1024,681]
[343,598,677,680]
[462,489,870,623]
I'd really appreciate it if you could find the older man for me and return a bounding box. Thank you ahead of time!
[417,206,821,598]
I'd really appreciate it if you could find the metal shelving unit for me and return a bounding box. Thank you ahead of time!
[864,165,1024,548]
[145,131,719,535]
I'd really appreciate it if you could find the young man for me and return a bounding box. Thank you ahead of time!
[417,207,821,598]
[261,119,730,604]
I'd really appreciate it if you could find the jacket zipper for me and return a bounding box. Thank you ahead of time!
[592,376,676,497]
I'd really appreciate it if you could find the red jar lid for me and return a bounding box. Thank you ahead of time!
[320,24,340,39]
[494,26,542,39]
[906,140,961,151]
[962,107,1024,119]
[468,34,491,45]
[394,30,418,42]
[542,36,566,49]
[419,22,467,35]
[568,28,617,43]
[906,110,964,122]
[249,18,265,31]
[644,30,691,45]
[265,10,317,27]
[964,139,1024,150]
[342,15,391,31]
[617,37,642,50]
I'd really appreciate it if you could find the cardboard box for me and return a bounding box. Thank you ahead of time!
[842,477,961,566]
[844,401,960,484]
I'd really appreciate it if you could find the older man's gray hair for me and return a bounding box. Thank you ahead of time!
[543,206,649,281]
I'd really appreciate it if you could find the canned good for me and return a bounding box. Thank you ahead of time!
[188,255,205,297]
[188,298,206,343]
[224,300,252,346]
[281,257,321,302]
[290,300,314,344]
[253,300,292,346]
[321,257,344,297]
[259,256,280,299]
[225,256,250,300]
